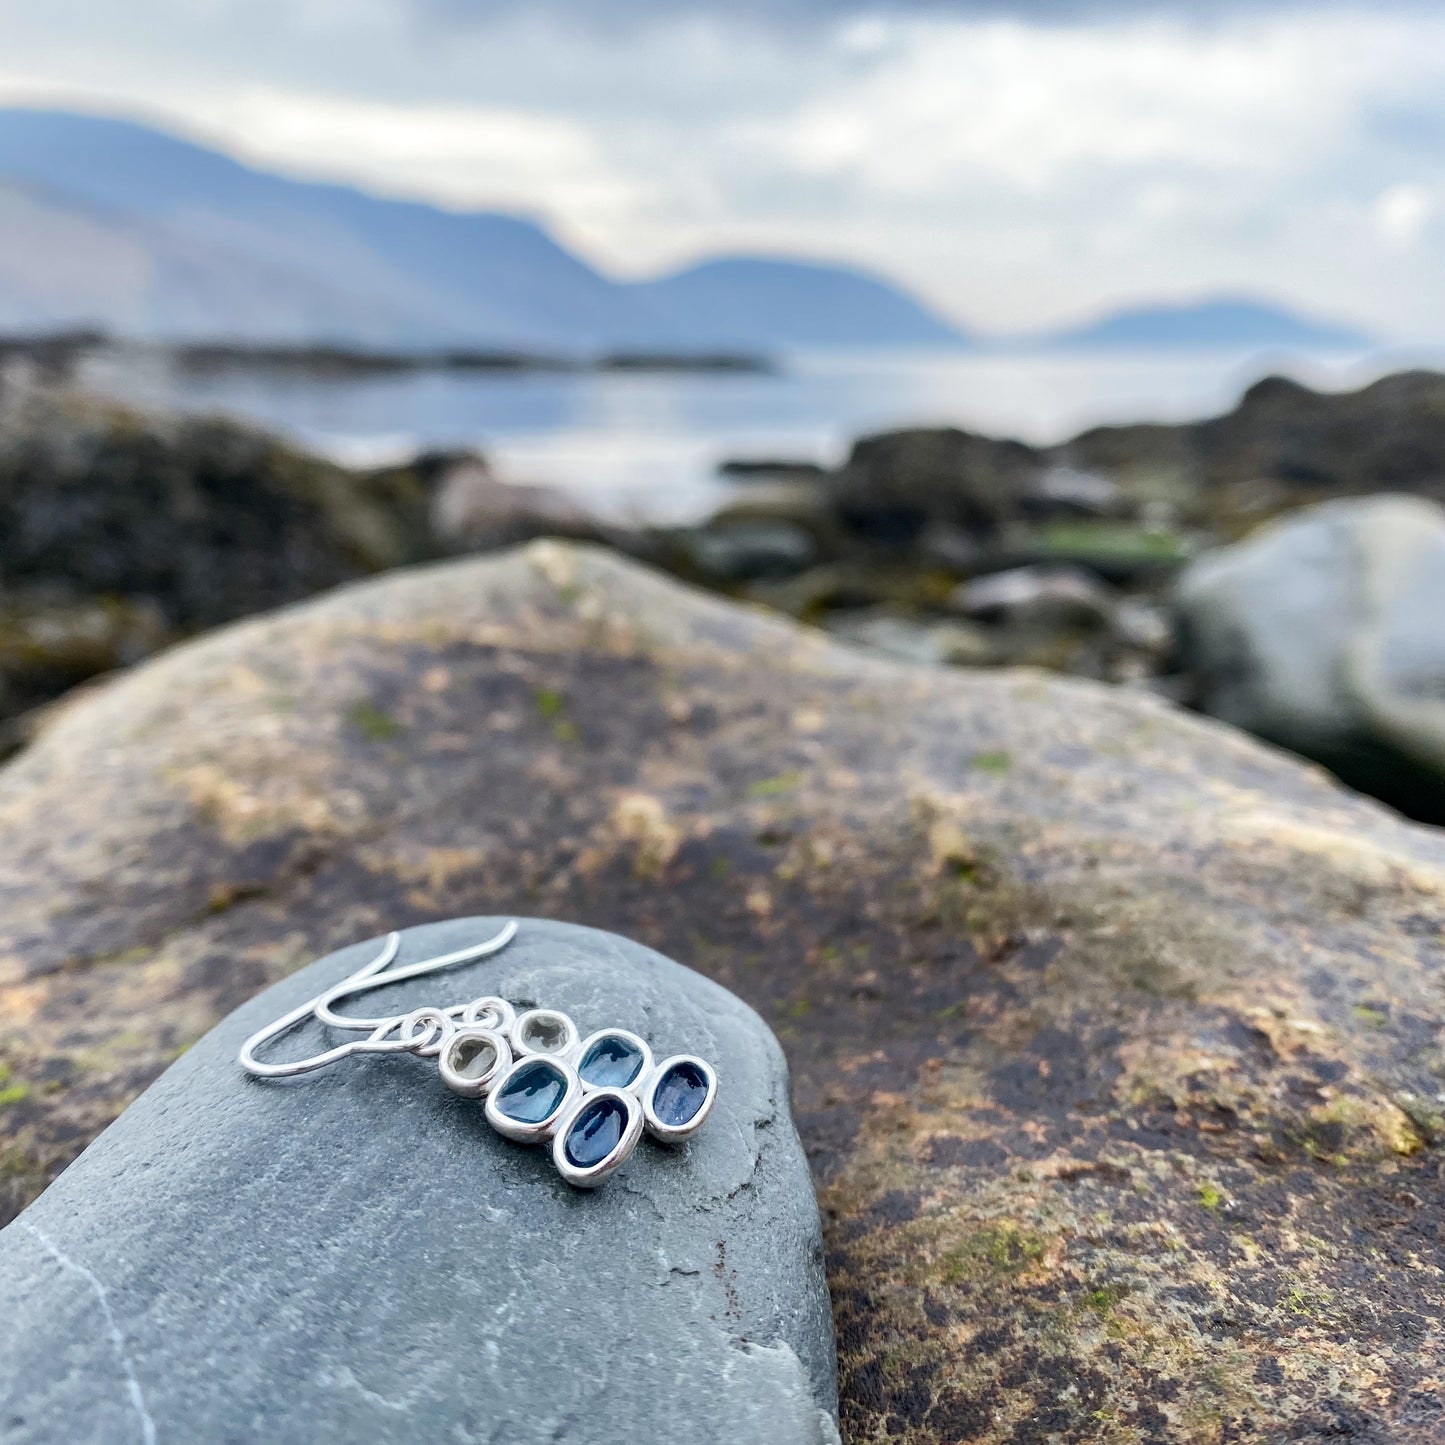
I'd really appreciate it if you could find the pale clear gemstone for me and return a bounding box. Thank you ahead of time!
[522,1015,568,1053]
[449,1036,498,1080]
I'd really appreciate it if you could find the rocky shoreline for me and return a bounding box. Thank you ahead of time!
[0,329,773,379]
[3,361,1445,1437]
[3,366,1443,817]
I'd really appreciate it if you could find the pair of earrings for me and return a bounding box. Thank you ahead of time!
[238,921,718,1189]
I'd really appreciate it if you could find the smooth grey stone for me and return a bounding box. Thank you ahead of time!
[0,917,838,1445]
[1175,494,1445,816]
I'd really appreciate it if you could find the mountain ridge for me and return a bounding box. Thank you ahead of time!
[0,107,1377,354]
[1044,295,1373,351]
[630,255,968,349]
[0,108,962,350]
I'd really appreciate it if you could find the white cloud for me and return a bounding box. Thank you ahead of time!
[201,89,653,229]
[1373,183,1435,250]
[769,18,1379,191]
[1,1,1445,336]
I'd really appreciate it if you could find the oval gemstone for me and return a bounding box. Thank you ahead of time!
[493,1060,567,1124]
[578,1034,645,1089]
[447,1035,497,1080]
[563,1095,628,1169]
[520,1014,569,1053]
[652,1061,710,1128]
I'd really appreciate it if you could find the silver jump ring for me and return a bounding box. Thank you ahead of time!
[399,1006,455,1058]
[462,995,517,1034]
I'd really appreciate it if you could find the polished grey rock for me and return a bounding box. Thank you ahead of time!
[0,917,838,1444]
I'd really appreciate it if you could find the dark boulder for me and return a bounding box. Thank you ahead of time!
[827,426,1043,545]
[0,388,437,632]
[1067,369,1445,535]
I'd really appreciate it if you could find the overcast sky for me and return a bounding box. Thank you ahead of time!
[1,0,1442,337]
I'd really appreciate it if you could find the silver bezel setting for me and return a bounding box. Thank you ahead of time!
[552,1087,645,1189]
[642,1054,718,1143]
[574,1027,655,1097]
[509,1007,580,1063]
[437,1026,512,1098]
[484,1054,582,1143]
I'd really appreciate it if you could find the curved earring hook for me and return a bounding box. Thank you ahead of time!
[238,921,521,1078]
[239,931,401,1078]
[314,920,519,1032]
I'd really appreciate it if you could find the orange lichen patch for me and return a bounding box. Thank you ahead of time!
[1222,806,1445,899]
[0,982,47,1019]
[609,793,682,875]
[1300,1092,1427,1162]
[349,843,495,908]
[168,761,345,840]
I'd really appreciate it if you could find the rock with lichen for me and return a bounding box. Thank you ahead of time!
[1,542,1445,1440]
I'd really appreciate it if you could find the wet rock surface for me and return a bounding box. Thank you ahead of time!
[0,915,836,1444]
[2,542,1445,1440]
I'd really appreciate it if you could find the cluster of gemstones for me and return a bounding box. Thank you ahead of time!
[434,997,717,1188]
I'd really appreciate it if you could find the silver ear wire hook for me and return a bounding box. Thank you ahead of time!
[238,930,401,1078]
[314,920,519,1032]
[238,921,518,1078]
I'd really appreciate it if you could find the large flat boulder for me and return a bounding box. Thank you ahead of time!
[3,541,1445,1441]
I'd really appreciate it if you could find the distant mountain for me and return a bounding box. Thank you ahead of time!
[0,174,432,341]
[0,109,661,348]
[628,257,966,349]
[0,108,967,351]
[0,111,1377,356]
[1047,297,1372,351]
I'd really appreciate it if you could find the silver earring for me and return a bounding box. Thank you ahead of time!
[238,921,718,1189]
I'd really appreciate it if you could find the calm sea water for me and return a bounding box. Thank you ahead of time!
[77,345,1445,523]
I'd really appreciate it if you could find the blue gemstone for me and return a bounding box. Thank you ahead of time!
[564,1095,628,1169]
[494,1060,567,1124]
[578,1034,645,1089]
[652,1061,710,1128]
